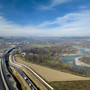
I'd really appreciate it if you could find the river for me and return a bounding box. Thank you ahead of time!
[60,46,90,71]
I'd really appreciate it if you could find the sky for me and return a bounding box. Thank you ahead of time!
[0,0,90,37]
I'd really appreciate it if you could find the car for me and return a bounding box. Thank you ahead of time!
[24,77,28,80]
[32,88,35,90]
[29,83,31,87]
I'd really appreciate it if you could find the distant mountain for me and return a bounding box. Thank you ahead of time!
[0,37,4,39]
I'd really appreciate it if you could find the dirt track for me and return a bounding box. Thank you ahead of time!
[15,57,90,82]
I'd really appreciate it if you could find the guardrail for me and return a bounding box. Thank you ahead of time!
[1,47,16,90]
[3,47,54,90]
[12,56,54,90]
[1,59,9,90]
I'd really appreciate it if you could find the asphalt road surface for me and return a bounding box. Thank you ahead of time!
[0,58,6,90]
[1,56,18,90]
[11,66,39,90]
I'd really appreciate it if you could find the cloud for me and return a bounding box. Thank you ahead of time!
[38,10,90,28]
[0,10,90,37]
[0,16,44,36]
[37,0,70,10]
[36,10,90,36]
[79,6,88,9]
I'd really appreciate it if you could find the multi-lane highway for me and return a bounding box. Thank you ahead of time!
[11,66,39,90]
[1,54,18,90]
[11,52,53,90]
[2,47,39,90]
[1,47,53,90]
[0,58,6,90]
[10,49,39,90]
[0,72,5,90]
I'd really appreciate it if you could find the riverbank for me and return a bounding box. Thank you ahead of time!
[62,53,78,57]
[83,48,90,53]
[61,50,80,57]
[75,57,90,67]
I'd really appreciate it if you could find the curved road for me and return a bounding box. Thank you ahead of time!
[6,48,39,90]
[11,66,39,90]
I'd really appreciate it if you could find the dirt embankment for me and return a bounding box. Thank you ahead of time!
[15,57,90,82]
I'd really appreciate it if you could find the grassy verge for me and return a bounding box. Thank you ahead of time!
[17,55,90,78]
[49,80,90,90]
[7,67,22,90]
[12,69,30,90]
[5,53,22,90]
[30,44,54,47]
[7,54,30,90]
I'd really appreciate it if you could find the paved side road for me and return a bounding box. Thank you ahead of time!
[0,58,6,90]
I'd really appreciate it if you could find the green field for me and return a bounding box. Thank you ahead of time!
[49,80,90,90]
[31,44,54,47]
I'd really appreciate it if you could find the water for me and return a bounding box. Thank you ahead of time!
[60,46,90,71]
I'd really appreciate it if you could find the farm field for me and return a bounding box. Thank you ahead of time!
[49,80,90,90]
[30,44,54,47]
[15,57,90,82]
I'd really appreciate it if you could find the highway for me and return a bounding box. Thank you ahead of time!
[11,55,53,90]
[0,72,5,90]
[11,66,39,90]
[1,47,53,90]
[0,58,6,90]
[6,48,39,90]
[1,55,18,90]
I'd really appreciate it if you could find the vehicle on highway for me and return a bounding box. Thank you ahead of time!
[29,83,31,87]
[24,77,28,80]
[32,87,35,90]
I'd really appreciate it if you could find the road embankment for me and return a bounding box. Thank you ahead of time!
[9,54,48,90]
